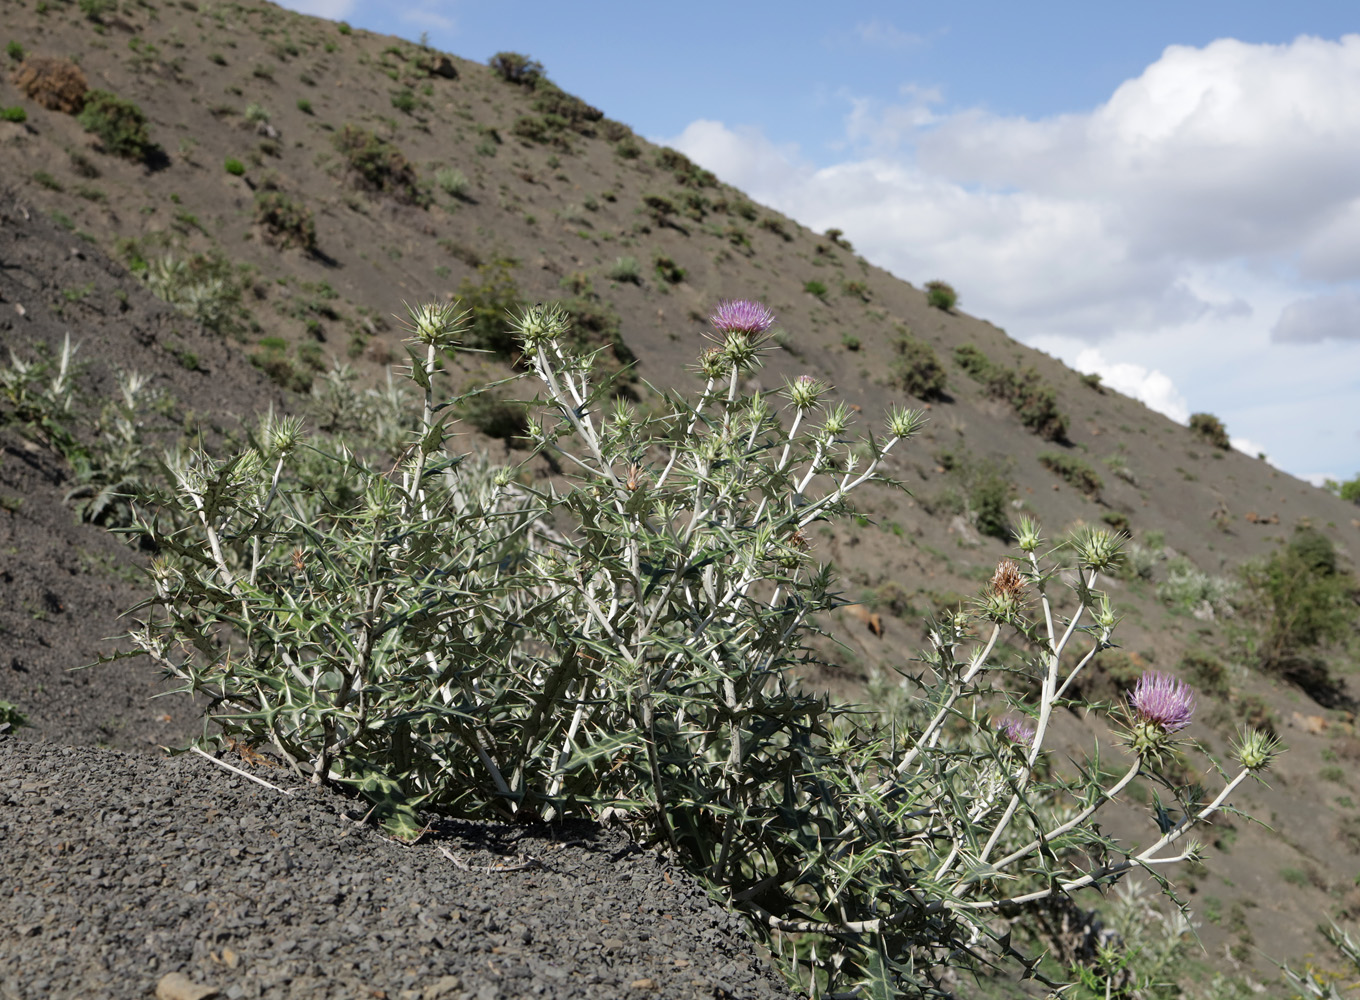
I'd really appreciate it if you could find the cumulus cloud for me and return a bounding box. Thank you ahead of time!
[667,33,1360,479]
[1070,349,1190,424]
[1271,288,1360,343]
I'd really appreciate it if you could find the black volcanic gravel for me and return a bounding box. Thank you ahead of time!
[0,737,799,1000]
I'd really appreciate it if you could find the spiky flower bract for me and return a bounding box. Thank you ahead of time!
[709,299,776,335]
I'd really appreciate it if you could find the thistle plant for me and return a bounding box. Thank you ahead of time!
[113,297,1280,999]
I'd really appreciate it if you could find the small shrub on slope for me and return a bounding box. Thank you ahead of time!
[77,89,156,160]
[925,279,958,310]
[1190,412,1231,450]
[889,330,947,400]
[332,125,428,206]
[253,191,317,252]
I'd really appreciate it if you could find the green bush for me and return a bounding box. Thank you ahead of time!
[1189,412,1231,450]
[456,259,522,357]
[890,332,947,400]
[435,166,468,199]
[488,51,543,85]
[614,136,641,159]
[1039,451,1103,496]
[606,255,641,284]
[1,105,26,123]
[296,98,313,114]
[655,147,716,188]
[803,279,828,299]
[253,190,317,252]
[954,343,991,379]
[653,254,685,284]
[390,88,416,114]
[224,157,245,176]
[532,82,603,135]
[511,113,570,148]
[955,345,1068,441]
[1241,527,1354,677]
[332,125,428,206]
[5,41,24,62]
[925,279,957,311]
[77,89,155,161]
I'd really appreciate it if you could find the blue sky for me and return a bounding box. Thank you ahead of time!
[280,0,1360,485]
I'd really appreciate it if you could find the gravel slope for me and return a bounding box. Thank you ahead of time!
[0,737,798,1000]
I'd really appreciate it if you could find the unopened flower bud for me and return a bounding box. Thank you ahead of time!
[1231,727,1284,772]
[785,374,825,411]
[404,300,466,349]
[886,404,925,439]
[516,302,570,349]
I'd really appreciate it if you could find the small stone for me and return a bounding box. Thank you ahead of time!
[629,979,659,991]
[422,975,461,999]
[156,972,220,1000]
[221,947,239,969]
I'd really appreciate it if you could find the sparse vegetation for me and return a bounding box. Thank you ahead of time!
[954,344,1069,441]
[488,51,543,86]
[11,56,88,113]
[253,190,318,252]
[1,106,26,123]
[1039,451,1103,496]
[1190,411,1231,450]
[224,157,245,176]
[1239,527,1355,697]
[77,90,156,161]
[607,255,641,284]
[332,125,428,206]
[435,166,468,200]
[889,330,947,400]
[925,279,958,311]
[653,254,685,284]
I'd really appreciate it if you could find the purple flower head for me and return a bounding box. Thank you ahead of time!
[1129,670,1196,734]
[709,299,776,336]
[995,715,1035,747]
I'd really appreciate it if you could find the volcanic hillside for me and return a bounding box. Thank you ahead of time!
[3,0,1360,990]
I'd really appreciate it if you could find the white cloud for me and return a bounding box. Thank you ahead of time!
[1070,348,1190,424]
[853,20,925,50]
[399,5,455,31]
[666,34,1360,480]
[1271,288,1360,343]
[273,0,356,18]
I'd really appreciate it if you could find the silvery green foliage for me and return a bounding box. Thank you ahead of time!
[118,301,1274,999]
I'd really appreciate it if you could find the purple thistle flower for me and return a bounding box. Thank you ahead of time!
[709,299,776,335]
[995,715,1036,746]
[1129,670,1196,733]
